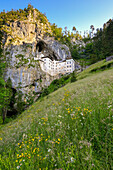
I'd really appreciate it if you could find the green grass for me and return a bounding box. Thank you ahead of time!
[0,68,113,169]
[77,59,113,80]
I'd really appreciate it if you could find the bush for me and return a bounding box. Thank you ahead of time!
[40,75,71,98]
[70,72,77,83]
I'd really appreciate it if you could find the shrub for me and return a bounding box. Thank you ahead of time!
[70,72,77,83]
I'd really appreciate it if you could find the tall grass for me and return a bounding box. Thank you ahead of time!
[0,68,113,169]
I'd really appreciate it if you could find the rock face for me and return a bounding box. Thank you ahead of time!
[2,10,52,46]
[4,38,71,96]
[2,8,73,100]
[106,55,113,61]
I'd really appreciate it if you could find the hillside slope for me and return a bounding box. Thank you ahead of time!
[0,68,113,169]
[77,59,113,80]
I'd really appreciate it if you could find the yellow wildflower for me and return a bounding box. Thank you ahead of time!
[33,149,36,153]
[81,137,83,140]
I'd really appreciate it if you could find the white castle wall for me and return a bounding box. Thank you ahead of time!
[39,57,75,76]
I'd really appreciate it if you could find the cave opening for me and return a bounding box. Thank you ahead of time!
[7,88,18,117]
[36,41,45,52]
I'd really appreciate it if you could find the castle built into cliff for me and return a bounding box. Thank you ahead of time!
[34,52,75,76]
[40,57,75,76]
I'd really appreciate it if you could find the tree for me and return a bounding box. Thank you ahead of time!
[70,71,77,82]
[90,25,95,37]
[0,21,12,123]
[71,45,80,60]
[64,26,68,36]
[72,26,76,33]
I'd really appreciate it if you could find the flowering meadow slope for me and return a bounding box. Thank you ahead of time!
[0,68,113,169]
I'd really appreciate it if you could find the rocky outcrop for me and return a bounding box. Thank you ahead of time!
[4,38,71,96]
[1,8,74,102]
[2,10,52,46]
[106,55,113,61]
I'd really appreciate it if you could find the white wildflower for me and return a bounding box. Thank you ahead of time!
[70,157,74,162]
[48,149,51,152]
[17,166,20,169]
[80,112,83,116]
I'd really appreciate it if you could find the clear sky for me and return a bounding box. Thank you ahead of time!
[0,0,113,34]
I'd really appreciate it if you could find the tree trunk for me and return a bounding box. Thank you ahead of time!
[2,107,7,124]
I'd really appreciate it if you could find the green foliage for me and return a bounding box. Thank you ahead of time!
[77,59,113,80]
[0,81,12,123]
[80,19,113,65]
[0,23,13,123]
[15,91,25,114]
[38,13,47,24]
[5,51,10,55]
[0,4,47,26]
[15,54,29,67]
[71,45,80,59]
[50,24,75,50]
[51,23,63,41]
[70,71,77,82]
[40,75,70,98]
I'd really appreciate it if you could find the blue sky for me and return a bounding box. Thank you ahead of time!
[0,0,113,34]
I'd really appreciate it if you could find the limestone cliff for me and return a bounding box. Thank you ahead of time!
[1,7,52,46]
[0,6,73,101]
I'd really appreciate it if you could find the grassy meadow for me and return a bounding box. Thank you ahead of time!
[0,67,113,169]
[77,59,113,80]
